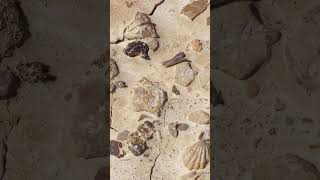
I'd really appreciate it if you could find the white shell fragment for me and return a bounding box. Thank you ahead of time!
[183,140,210,170]
[188,110,210,124]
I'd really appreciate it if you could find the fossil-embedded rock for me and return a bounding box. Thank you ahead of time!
[188,110,210,124]
[180,0,208,21]
[110,140,126,158]
[127,131,147,156]
[0,70,20,100]
[124,12,159,40]
[123,41,150,60]
[175,62,198,87]
[183,139,210,170]
[0,0,29,60]
[212,2,270,80]
[132,82,167,116]
[253,154,320,180]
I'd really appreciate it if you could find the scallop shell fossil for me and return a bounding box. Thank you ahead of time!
[182,133,210,170]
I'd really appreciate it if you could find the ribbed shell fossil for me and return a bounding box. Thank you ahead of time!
[183,139,210,170]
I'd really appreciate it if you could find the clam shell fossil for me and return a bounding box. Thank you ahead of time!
[183,140,210,170]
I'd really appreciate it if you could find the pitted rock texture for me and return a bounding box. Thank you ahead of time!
[0,0,29,60]
[132,82,167,117]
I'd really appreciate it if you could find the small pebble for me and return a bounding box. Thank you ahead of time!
[188,110,210,124]
[191,39,202,52]
[177,123,189,131]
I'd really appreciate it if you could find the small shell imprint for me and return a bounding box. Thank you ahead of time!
[183,140,210,170]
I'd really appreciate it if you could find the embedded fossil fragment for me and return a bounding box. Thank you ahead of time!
[162,52,189,68]
[177,123,189,131]
[124,12,159,40]
[123,41,150,60]
[168,122,178,138]
[183,136,210,170]
[175,62,198,87]
[127,131,147,156]
[0,70,20,100]
[137,120,155,140]
[132,81,167,116]
[15,61,56,83]
[110,140,126,158]
[126,120,156,156]
[110,59,119,80]
[188,110,210,124]
[180,0,209,21]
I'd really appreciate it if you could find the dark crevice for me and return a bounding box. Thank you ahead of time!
[149,0,165,16]
[149,152,161,180]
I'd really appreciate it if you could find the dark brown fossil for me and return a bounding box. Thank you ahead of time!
[123,41,150,60]
[162,52,190,67]
[110,140,125,158]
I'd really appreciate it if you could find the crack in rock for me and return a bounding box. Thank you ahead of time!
[149,152,161,180]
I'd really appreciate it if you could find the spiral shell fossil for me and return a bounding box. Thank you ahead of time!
[183,139,210,170]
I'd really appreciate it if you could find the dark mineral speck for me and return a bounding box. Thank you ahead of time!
[123,41,150,60]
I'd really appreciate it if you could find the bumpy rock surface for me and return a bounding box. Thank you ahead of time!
[124,12,159,40]
[0,0,29,60]
[15,61,56,83]
[0,70,20,100]
[175,62,197,87]
[132,82,167,116]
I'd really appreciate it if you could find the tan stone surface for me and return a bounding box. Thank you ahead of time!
[110,0,210,179]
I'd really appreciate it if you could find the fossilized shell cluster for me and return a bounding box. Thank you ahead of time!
[183,140,210,170]
[126,120,156,156]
